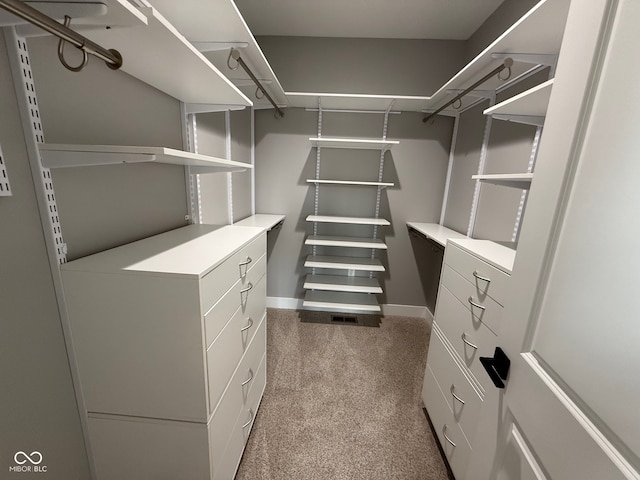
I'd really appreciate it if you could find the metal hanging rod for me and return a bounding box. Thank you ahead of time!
[423,58,513,124]
[0,0,122,71]
[228,48,284,119]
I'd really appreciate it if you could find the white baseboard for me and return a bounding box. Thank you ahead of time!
[267,296,433,323]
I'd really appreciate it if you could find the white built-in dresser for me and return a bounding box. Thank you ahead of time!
[422,238,515,479]
[61,224,267,480]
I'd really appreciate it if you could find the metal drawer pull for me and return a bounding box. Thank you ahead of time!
[239,256,252,267]
[240,282,253,294]
[242,408,254,429]
[442,425,456,447]
[450,384,465,405]
[461,332,478,350]
[473,270,491,283]
[241,318,254,332]
[468,297,486,310]
[241,368,254,386]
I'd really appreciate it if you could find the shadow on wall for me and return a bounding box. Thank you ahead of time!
[407,228,445,315]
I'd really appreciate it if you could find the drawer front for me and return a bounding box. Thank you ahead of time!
[441,265,503,335]
[209,313,266,469]
[204,253,266,349]
[423,364,472,479]
[214,352,266,480]
[427,326,483,445]
[435,285,498,392]
[200,233,266,313]
[445,243,510,306]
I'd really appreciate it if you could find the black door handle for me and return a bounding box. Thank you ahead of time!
[480,347,510,389]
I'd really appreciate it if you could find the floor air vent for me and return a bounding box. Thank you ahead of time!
[331,315,358,324]
[299,311,381,327]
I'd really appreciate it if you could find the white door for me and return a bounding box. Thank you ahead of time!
[472,0,640,478]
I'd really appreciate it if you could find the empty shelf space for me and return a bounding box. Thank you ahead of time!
[38,144,252,172]
[406,222,466,247]
[304,255,385,272]
[484,79,554,125]
[306,179,394,188]
[307,215,390,226]
[304,275,382,294]
[473,173,533,189]
[309,137,399,150]
[303,291,381,313]
[305,235,387,249]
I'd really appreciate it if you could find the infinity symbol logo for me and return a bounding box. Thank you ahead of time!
[14,451,43,465]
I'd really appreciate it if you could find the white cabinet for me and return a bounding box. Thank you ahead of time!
[61,224,267,479]
[422,238,514,479]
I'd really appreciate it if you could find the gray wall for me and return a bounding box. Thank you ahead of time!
[0,33,90,479]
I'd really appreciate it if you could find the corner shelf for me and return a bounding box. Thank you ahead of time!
[304,274,382,294]
[303,291,381,314]
[305,235,387,249]
[38,144,252,173]
[472,173,533,189]
[309,137,399,150]
[484,79,554,126]
[306,215,390,226]
[304,255,385,272]
[406,222,466,248]
[306,179,394,188]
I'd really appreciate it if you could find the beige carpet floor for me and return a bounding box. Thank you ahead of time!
[235,309,452,480]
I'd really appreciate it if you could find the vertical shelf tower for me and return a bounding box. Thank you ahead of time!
[302,104,398,314]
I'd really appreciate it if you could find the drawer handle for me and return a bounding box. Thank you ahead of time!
[442,425,456,447]
[241,368,254,387]
[473,270,491,283]
[468,297,486,311]
[239,256,252,277]
[239,256,253,267]
[450,384,465,405]
[240,282,253,295]
[461,332,478,350]
[242,408,254,429]
[240,317,254,332]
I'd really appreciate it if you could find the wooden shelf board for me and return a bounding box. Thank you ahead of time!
[233,214,284,231]
[307,215,390,226]
[304,255,385,272]
[473,173,533,189]
[305,235,387,249]
[306,179,394,187]
[484,79,554,118]
[406,222,466,248]
[304,275,382,294]
[309,137,399,150]
[39,144,252,172]
[80,7,252,106]
[303,291,381,313]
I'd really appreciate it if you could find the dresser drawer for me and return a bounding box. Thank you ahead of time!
[427,326,483,445]
[200,232,266,313]
[441,265,503,335]
[435,285,498,392]
[445,242,510,306]
[423,364,472,479]
[204,253,266,349]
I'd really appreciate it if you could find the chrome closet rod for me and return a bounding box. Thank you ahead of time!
[0,0,122,69]
[423,58,513,124]
[229,48,284,118]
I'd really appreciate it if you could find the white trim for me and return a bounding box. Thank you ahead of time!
[250,107,256,215]
[267,296,304,310]
[440,114,459,225]
[225,110,233,224]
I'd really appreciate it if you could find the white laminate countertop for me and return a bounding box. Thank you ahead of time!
[233,214,285,231]
[406,222,466,247]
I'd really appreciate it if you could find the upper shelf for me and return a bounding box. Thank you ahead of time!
[484,79,554,125]
[310,137,399,150]
[473,173,533,189]
[148,0,287,111]
[38,144,252,172]
[287,92,431,112]
[306,179,394,188]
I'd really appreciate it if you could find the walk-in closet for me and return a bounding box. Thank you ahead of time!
[2,0,639,479]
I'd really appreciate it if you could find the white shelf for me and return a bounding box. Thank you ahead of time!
[287,92,431,112]
[304,255,385,272]
[307,215,390,226]
[484,79,554,125]
[406,222,466,248]
[38,144,252,173]
[149,0,287,110]
[305,235,387,249]
[304,275,382,294]
[306,179,394,187]
[303,291,381,314]
[309,137,399,150]
[80,7,252,106]
[473,173,533,189]
[233,214,284,231]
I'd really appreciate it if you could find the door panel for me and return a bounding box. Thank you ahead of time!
[495,423,547,480]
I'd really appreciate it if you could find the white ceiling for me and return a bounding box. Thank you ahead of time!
[234,0,506,40]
